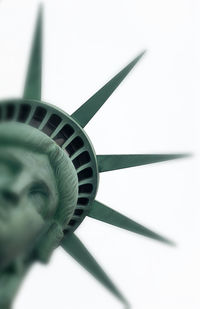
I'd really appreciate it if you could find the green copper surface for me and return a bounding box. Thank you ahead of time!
[71,51,145,128]
[0,122,78,308]
[0,98,99,233]
[62,233,130,309]
[88,200,174,245]
[0,5,190,309]
[97,154,189,173]
[23,6,43,100]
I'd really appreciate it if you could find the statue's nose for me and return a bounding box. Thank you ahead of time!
[0,189,20,205]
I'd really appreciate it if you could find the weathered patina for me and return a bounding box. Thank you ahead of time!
[0,6,189,309]
[0,123,78,308]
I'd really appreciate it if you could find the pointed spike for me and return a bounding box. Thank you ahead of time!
[97,154,190,173]
[62,233,130,308]
[71,51,146,128]
[23,5,43,100]
[88,200,175,246]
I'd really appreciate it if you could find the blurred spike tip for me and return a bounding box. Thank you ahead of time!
[23,5,43,100]
[62,233,129,308]
[97,153,191,173]
[71,51,146,128]
[88,200,175,246]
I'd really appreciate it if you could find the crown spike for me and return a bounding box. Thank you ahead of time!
[71,51,146,128]
[88,201,175,246]
[97,154,189,173]
[23,5,43,100]
[62,233,129,308]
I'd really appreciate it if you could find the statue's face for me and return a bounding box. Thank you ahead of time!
[0,145,58,271]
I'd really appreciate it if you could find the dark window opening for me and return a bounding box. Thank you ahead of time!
[68,219,76,226]
[5,104,15,120]
[77,197,89,206]
[43,114,62,136]
[18,104,31,122]
[30,107,47,128]
[65,136,84,157]
[79,184,93,194]
[54,124,74,146]
[73,151,91,169]
[74,209,84,216]
[78,167,93,181]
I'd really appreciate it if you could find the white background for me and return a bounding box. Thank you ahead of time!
[0,0,199,308]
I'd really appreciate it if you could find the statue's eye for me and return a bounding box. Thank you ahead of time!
[29,183,49,218]
[0,161,21,184]
[0,156,22,175]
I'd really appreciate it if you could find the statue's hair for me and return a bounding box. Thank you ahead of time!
[0,122,78,229]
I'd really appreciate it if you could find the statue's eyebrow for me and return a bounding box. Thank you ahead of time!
[29,180,50,196]
[0,154,23,173]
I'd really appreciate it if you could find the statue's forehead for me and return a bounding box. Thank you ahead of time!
[0,144,47,164]
[0,145,56,187]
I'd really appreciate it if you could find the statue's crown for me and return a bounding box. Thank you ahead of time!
[0,102,99,233]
